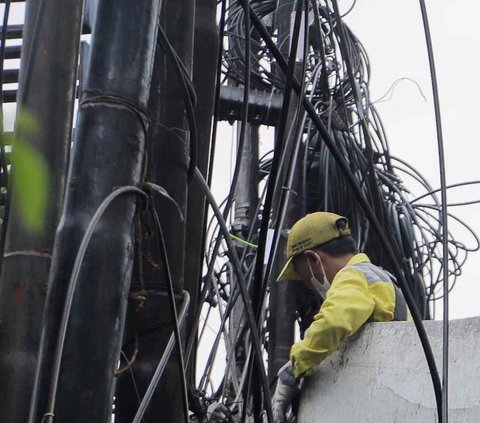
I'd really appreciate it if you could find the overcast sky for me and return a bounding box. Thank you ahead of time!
[342,1,480,319]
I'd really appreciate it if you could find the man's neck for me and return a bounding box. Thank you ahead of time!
[321,253,355,282]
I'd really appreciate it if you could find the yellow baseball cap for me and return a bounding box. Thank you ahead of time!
[277,212,351,281]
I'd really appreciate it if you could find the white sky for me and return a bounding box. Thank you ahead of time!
[343,0,480,319]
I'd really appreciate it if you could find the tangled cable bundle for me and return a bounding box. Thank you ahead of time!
[192,1,479,421]
[217,0,478,316]
[1,1,477,422]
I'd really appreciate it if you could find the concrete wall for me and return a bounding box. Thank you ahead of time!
[298,317,480,423]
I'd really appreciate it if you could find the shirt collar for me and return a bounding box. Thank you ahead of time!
[345,252,371,267]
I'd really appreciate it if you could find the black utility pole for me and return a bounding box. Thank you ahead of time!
[230,122,259,389]
[115,1,196,422]
[233,124,259,241]
[267,0,304,379]
[184,0,218,386]
[0,1,83,421]
[28,0,162,421]
[267,91,304,378]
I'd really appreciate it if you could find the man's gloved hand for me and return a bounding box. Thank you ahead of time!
[271,361,299,423]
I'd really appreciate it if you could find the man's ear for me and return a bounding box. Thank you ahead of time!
[304,250,321,264]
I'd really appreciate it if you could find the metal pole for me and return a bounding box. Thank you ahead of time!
[233,123,259,235]
[28,0,162,421]
[183,0,218,386]
[0,0,83,421]
[266,0,302,380]
[229,122,259,389]
[114,1,196,421]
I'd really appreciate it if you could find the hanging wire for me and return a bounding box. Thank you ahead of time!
[192,2,480,421]
[41,187,147,423]
[148,201,190,423]
[242,5,443,421]
[132,289,190,423]
[157,25,198,181]
[0,1,476,423]
[66,2,479,422]
[193,167,274,423]
[418,1,449,420]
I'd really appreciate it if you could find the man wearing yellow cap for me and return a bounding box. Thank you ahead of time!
[271,212,408,423]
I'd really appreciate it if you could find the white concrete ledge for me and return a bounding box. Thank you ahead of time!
[298,317,480,423]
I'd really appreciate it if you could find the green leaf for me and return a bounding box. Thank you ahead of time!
[7,111,50,233]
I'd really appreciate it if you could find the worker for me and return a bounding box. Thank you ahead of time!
[270,211,408,423]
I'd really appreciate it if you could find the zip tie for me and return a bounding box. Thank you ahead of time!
[4,250,52,259]
[229,233,258,249]
[41,412,55,423]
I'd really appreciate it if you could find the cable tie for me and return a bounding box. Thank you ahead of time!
[41,412,55,423]
[4,250,52,259]
[229,233,258,249]
[281,186,298,195]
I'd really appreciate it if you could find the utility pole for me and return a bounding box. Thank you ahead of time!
[229,122,259,394]
[115,1,196,421]
[0,1,83,421]
[184,0,218,388]
[28,0,162,421]
[267,0,305,379]
[232,122,260,246]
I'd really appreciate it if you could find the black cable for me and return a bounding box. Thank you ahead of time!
[247,0,303,322]
[418,2,449,420]
[132,290,190,423]
[423,199,480,208]
[225,5,263,419]
[39,186,148,423]
[252,0,310,320]
[193,167,273,423]
[412,181,480,204]
[207,0,227,188]
[201,3,475,421]
[196,184,267,407]
[340,0,357,18]
[243,3,308,421]
[157,26,198,182]
[185,0,254,368]
[243,4,443,418]
[223,1,279,90]
[150,204,189,423]
[331,0,386,229]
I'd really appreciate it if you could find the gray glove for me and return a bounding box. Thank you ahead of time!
[206,402,230,422]
[271,361,299,423]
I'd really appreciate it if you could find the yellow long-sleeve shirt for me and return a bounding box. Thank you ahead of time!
[290,253,408,377]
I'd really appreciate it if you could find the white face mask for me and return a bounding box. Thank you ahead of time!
[306,255,331,300]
